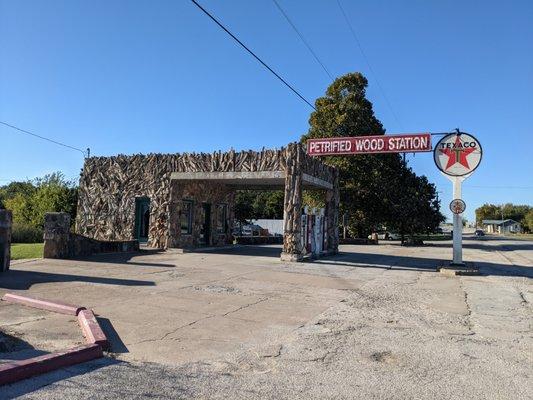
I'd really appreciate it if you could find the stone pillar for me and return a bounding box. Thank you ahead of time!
[325,169,339,255]
[281,143,304,262]
[0,210,12,272]
[43,212,71,259]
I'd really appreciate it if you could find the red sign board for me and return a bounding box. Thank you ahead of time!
[307,133,432,156]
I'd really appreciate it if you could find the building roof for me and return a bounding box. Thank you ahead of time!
[482,219,520,226]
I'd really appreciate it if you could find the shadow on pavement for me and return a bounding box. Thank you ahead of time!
[193,245,282,258]
[425,241,533,252]
[72,249,174,268]
[0,270,155,290]
[313,251,533,278]
[0,332,48,361]
[1,356,122,400]
[97,317,128,354]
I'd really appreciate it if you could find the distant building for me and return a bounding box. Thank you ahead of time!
[482,219,522,234]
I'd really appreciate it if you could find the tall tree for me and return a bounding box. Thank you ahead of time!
[524,209,533,233]
[2,172,77,227]
[475,203,531,228]
[301,72,443,237]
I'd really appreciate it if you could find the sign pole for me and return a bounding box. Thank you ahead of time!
[433,131,482,273]
[451,177,464,265]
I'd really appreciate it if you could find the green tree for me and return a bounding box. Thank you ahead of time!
[1,172,77,228]
[475,203,531,227]
[384,166,443,240]
[301,72,443,237]
[475,203,500,224]
[0,181,36,209]
[524,209,533,233]
[234,190,284,222]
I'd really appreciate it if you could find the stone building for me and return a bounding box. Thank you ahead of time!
[76,143,339,261]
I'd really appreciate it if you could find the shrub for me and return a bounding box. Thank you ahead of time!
[11,223,43,243]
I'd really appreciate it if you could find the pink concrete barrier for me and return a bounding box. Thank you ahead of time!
[77,309,109,350]
[0,344,103,386]
[0,293,110,386]
[1,293,86,316]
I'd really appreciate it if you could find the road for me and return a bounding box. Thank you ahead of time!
[1,235,531,399]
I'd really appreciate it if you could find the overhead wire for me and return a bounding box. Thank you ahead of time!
[190,0,316,110]
[0,120,88,157]
[271,0,333,81]
[335,0,404,131]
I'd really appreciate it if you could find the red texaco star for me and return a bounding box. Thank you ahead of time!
[439,136,476,170]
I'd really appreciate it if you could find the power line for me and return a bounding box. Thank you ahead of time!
[335,0,404,130]
[271,0,334,81]
[0,121,88,157]
[189,0,316,110]
[464,185,533,190]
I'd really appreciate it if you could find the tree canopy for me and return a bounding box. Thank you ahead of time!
[301,72,443,237]
[0,172,77,228]
[475,203,532,232]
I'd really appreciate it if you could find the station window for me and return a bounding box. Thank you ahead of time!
[216,204,227,233]
[181,200,193,235]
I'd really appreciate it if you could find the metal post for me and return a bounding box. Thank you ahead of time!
[452,178,463,265]
[501,206,504,235]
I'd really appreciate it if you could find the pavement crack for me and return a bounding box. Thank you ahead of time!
[221,298,269,317]
[130,314,218,345]
[458,280,474,334]
[2,317,46,327]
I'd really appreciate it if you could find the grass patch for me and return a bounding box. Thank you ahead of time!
[413,234,451,241]
[503,233,533,241]
[10,243,44,260]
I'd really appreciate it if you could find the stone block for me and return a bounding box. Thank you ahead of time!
[43,212,71,258]
[0,209,12,272]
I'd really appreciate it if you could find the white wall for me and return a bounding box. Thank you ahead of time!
[251,219,284,236]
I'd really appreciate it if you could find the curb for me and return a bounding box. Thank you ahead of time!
[0,293,110,386]
[0,344,103,386]
[1,293,86,316]
[77,309,109,350]
[438,262,480,276]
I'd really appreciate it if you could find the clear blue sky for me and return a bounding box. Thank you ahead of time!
[1,0,532,222]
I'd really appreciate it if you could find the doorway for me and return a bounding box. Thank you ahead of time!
[134,197,150,242]
[200,203,211,246]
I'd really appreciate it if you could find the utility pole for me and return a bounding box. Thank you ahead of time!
[501,205,504,235]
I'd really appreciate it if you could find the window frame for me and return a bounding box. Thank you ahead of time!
[216,203,228,234]
[180,200,194,235]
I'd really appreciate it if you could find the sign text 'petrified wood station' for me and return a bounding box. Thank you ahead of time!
[307,133,432,156]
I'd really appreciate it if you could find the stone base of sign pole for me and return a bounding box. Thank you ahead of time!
[438,262,479,276]
[0,209,12,273]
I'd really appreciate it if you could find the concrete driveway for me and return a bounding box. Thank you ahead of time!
[1,236,532,399]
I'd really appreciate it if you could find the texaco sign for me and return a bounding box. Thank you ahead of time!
[433,132,482,176]
[449,199,466,214]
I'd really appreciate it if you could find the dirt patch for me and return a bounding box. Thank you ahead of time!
[369,350,398,364]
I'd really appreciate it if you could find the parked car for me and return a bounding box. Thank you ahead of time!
[387,232,402,240]
[368,231,385,240]
[367,231,401,240]
[475,229,485,237]
[241,224,262,236]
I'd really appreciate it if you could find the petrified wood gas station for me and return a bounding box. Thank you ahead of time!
[75,143,339,261]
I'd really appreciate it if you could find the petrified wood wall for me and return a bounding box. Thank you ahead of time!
[325,169,340,254]
[76,143,337,252]
[281,143,304,261]
[76,154,174,248]
[168,181,234,249]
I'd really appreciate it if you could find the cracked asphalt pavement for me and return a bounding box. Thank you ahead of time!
[1,236,532,399]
